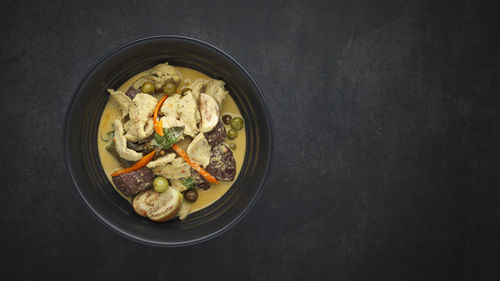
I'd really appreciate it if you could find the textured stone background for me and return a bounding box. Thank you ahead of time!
[1,0,500,280]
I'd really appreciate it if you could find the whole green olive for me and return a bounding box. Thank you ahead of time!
[141,81,155,94]
[153,176,169,193]
[184,188,198,202]
[230,117,244,131]
[227,130,238,140]
[229,143,236,150]
[163,81,177,95]
[222,114,232,125]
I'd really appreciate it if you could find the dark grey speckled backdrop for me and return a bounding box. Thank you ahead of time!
[1,0,500,280]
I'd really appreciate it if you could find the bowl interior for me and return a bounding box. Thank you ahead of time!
[65,36,273,246]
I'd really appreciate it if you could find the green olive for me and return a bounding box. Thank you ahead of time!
[222,114,232,125]
[229,143,236,150]
[163,81,177,95]
[227,130,238,140]
[184,188,198,202]
[153,176,169,193]
[141,81,155,94]
[230,117,244,131]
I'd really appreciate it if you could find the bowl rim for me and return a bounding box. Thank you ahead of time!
[64,35,274,246]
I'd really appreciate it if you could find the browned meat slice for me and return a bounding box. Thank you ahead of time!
[112,168,154,196]
[125,86,139,99]
[205,143,236,181]
[204,121,226,146]
[191,168,211,190]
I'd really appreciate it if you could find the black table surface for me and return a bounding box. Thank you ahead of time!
[2,0,500,280]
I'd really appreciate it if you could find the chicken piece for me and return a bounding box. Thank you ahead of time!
[160,94,181,117]
[107,89,132,118]
[129,93,158,123]
[159,94,184,129]
[148,63,181,90]
[178,90,200,137]
[124,93,157,142]
[186,133,211,167]
[204,79,228,108]
[160,116,185,130]
[177,200,192,220]
[152,157,191,179]
[146,153,176,169]
[111,119,143,161]
[169,179,187,193]
[124,119,155,142]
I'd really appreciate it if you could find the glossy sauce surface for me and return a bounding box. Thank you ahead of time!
[97,66,246,214]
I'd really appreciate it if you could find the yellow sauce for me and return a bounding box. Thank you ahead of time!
[97,66,246,215]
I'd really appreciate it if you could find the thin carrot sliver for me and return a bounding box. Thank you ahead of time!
[172,144,219,184]
[153,95,168,136]
[111,151,156,177]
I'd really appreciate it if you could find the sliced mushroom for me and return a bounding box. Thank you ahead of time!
[124,93,157,142]
[186,133,211,167]
[199,93,220,133]
[132,188,183,222]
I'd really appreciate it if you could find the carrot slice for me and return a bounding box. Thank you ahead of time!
[111,151,156,177]
[153,95,168,136]
[171,144,219,184]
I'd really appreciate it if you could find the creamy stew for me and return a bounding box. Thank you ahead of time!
[97,63,245,222]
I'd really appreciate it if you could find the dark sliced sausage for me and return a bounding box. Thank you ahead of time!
[112,168,154,196]
[205,143,236,181]
[125,86,139,99]
[204,121,226,146]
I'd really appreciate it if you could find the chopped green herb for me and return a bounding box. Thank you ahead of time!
[181,177,195,189]
[154,127,184,149]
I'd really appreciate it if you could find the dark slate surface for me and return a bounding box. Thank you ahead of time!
[1,0,500,280]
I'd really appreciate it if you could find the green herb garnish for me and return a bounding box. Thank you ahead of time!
[154,127,183,149]
[181,177,195,189]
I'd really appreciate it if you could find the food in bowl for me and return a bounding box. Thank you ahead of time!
[97,62,246,222]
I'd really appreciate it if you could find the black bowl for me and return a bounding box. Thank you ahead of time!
[64,35,273,246]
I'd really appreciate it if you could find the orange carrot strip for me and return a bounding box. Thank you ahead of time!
[171,144,219,184]
[111,151,156,177]
[153,95,168,136]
